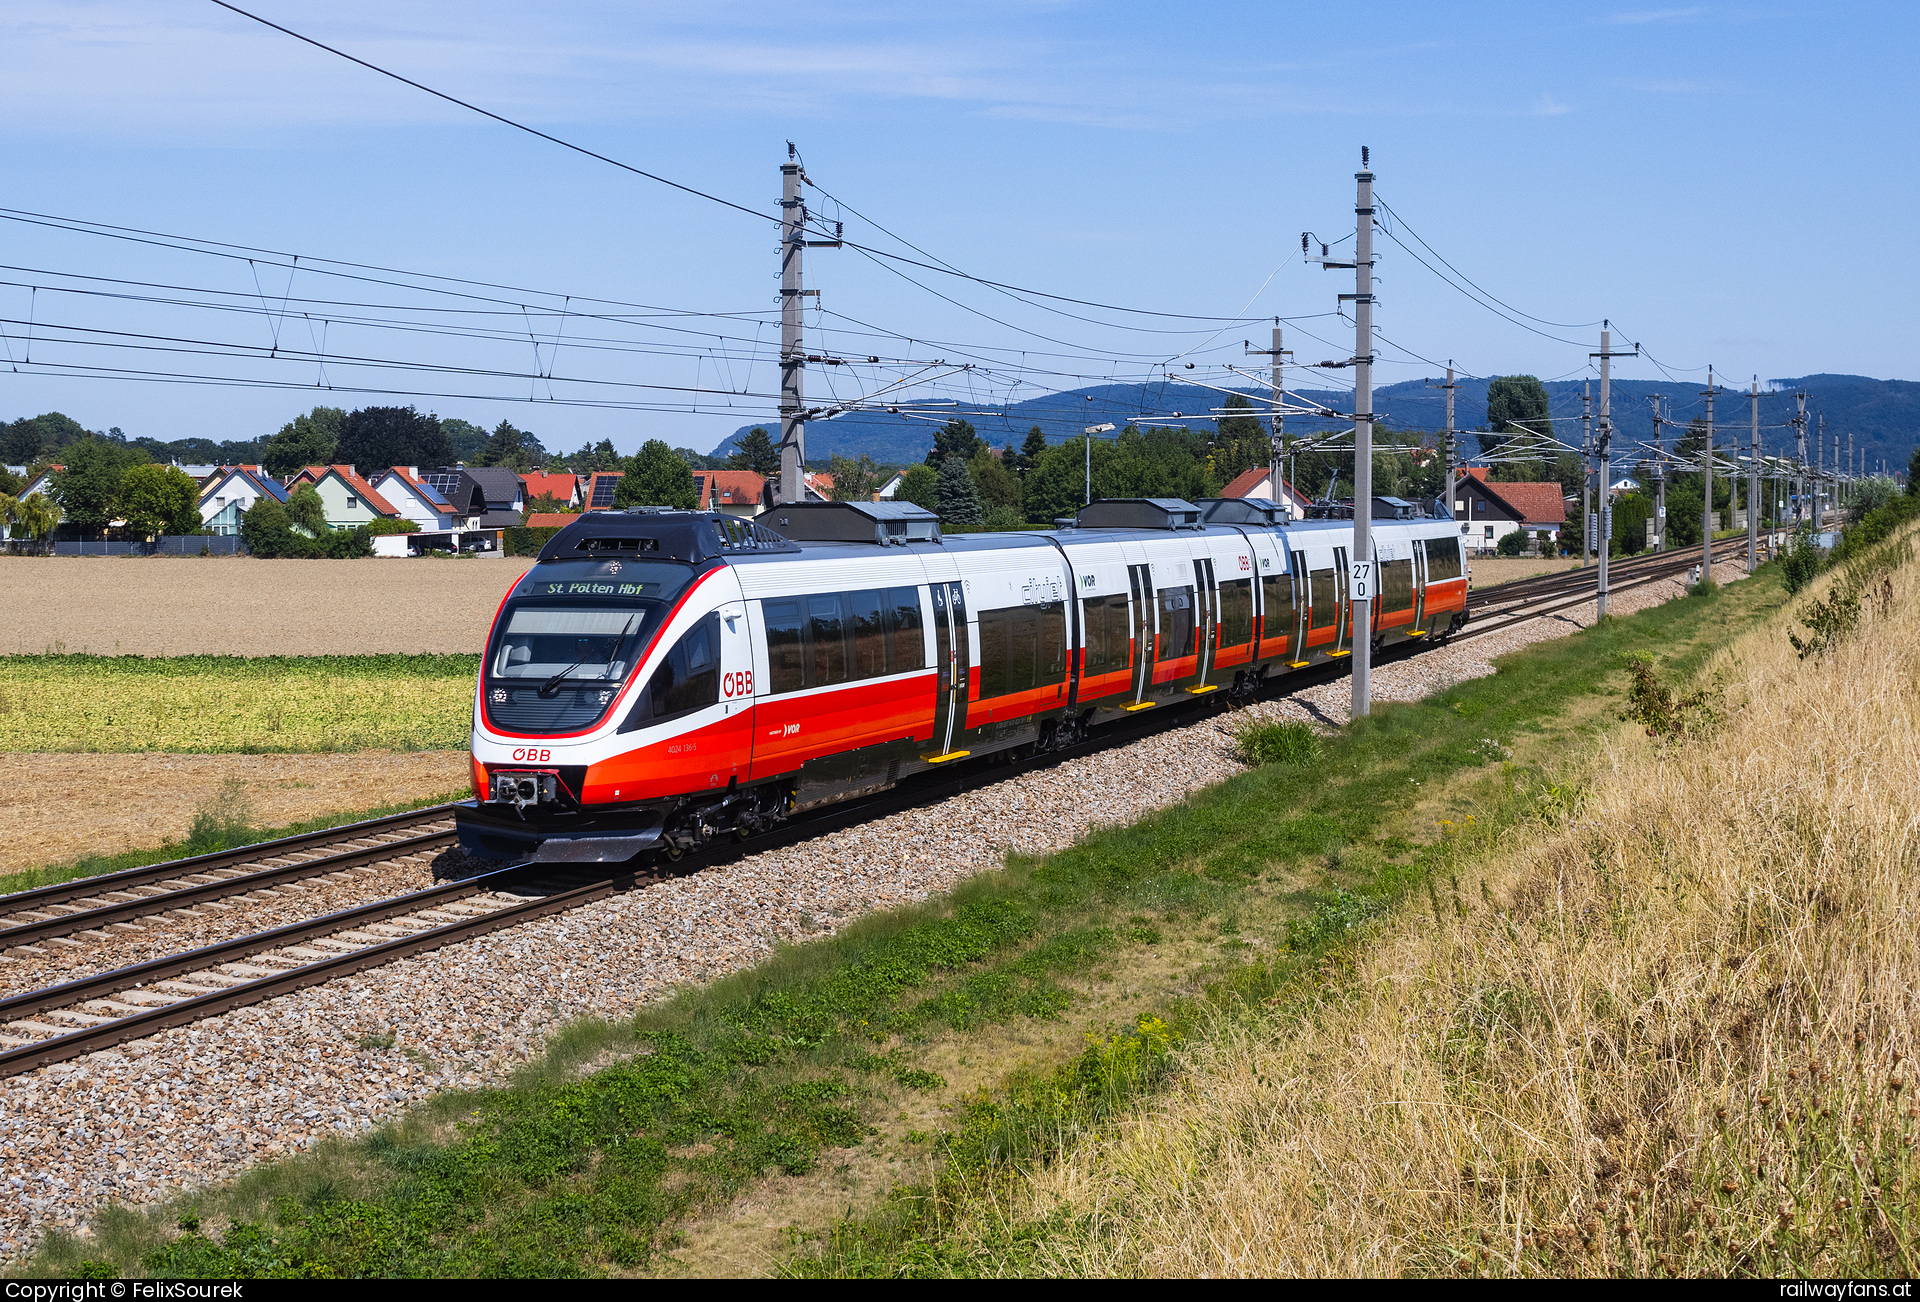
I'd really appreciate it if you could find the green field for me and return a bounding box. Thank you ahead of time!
[0,654,479,753]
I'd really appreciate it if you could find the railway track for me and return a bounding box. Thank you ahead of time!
[0,548,1750,1079]
[0,807,458,953]
[1456,541,1745,644]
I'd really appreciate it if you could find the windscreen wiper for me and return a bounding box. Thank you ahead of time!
[538,610,641,699]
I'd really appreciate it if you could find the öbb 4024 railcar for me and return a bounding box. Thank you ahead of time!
[456,497,1467,862]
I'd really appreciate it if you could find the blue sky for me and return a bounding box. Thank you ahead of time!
[1,1,1910,455]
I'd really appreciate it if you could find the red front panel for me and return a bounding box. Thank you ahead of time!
[1424,577,1468,615]
[581,707,757,804]
[749,671,936,780]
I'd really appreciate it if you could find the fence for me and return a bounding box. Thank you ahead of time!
[48,535,247,557]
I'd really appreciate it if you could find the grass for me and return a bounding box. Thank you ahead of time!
[0,654,477,753]
[17,561,1788,1280]
[0,788,471,899]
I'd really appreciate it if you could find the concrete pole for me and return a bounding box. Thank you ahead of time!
[1351,154,1375,719]
[1597,329,1612,619]
[1270,326,1286,510]
[778,151,806,505]
[1444,363,1457,535]
[1580,383,1592,568]
[1702,367,1716,579]
[1649,393,1666,552]
[1815,414,1825,532]
[1795,393,1808,527]
[1748,379,1760,572]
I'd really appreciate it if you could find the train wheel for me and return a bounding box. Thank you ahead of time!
[662,840,684,863]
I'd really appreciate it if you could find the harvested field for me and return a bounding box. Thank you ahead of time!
[0,750,469,874]
[0,654,476,753]
[1465,555,1583,587]
[0,555,532,657]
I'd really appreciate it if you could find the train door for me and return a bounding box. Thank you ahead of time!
[1127,562,1154,705]
[1332,545,1351,657]
[928,580,970,758]
[1288,548,1309,665]
[1192,557,1216,685]
[1412,539,1429,634]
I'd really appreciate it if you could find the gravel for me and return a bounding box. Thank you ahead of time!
[0,562,1745,1259]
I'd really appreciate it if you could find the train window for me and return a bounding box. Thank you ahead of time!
[1157,586,1196,659]
[1081,593,1130,675]
[849,589,887,679]
[1217,578,1253,647]
[1382,559,1415,612]
[764,599,806,694]
[1424,535,1462,581]
[1308,568,1339,629]
[977,602,1067,699]
[808,594,848,686]
[1261,573,1293,644]
[886,587,925,672]
[633,613,720,726]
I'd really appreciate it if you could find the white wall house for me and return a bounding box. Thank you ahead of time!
[371,467,461,531]
[198,466,288,536]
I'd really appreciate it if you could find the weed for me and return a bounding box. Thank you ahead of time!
[1233,720,1321,767]
[1621,655,1723,740]
[183,779,259,856]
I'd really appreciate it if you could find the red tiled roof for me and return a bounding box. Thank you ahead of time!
[1481,479,1567,525]
[524,512,581,529]
[375,467,456,516]
[521,472,578,502]
[1220,468,1308,502]
[295,464,399,516]
[1464,466,1492,482]
[582,471,625,509]
[694,470,765,509]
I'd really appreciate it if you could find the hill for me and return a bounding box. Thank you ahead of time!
[714,373,1920,474]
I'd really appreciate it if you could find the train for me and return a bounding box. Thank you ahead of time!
[454,495,1468,863]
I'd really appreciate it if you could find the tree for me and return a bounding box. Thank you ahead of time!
[829,453,884,502]
[525,492,576,516]
[118,464,203,539]
[968,447,1022,516]
[0,468,20,498]
[925,418,983,469]
[614,439,699,509]
[0,412,88,464]
[476,420,543,471]
[286,483,330,536]
[440,418,490,464]
[1212,394,1268,485]
[262,407,345,479]
[1482,375,1551,465]
[1017,426,1048,476]
[239,495,295,557]
[935,456,983,526]
[9,492,59,549]
[895,464,938,512]
[728,427,780,477]
[51,436,147,533]
[1908,446,1920,496]
[334,406,452,478]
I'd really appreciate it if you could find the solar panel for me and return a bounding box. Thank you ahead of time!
[589,475,620,508]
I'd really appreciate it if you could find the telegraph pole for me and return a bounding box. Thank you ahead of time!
[1701,368,1719,580]
[1748,379,1760,572]
[1591,328,1635,617]
[1580,383,1593,568]
[1815,414,1826,532]
[1351,151,1376,719]
[1649,393,1667,552]
[1247,326,1292,513]
[1794,393,1808,527]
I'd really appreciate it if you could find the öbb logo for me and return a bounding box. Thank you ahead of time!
[722,669,754,698]
[510,748,552,762]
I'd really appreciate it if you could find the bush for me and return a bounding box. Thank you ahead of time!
[1780,527,1825,595]
[364,517,420,536]
[505,526,564,556]
[1494,530,1525,557]
[1234,719,1322,766]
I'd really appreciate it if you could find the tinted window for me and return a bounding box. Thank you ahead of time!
[626,613,720,728]
[1217,578,1253,647]
[850,589,887,679]
[1309,568,1339,629]
[809,594,847,685]
[1261,573,1294,644]
[1382,558,1414,612]
[977,602,1067,698]
[1158,585,1196,659]
[1082,593,1130,674]
[1424,535,1462,581]
[888,587,925,672]
[765,599,806,694]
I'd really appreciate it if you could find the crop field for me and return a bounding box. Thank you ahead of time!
[0,555,532,657]
[0,654,478,753]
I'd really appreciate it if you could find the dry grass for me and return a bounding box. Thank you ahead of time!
[0,555,532,656]
[1467,556,1585,588]
[989,530,1920,1276]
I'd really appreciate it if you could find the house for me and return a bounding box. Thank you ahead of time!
[520,471,580,510]
[581,471,624,510]
[1452,468,1567,552]
[873,471,906,500]
[371,467,461,531]
[524,512,581,529]
[18,467,62,501]
[286,465,402,529]
[803,471,834,500]
[1220,467,1314,520]
[693,470,765,518]
[459,467,526,525]
[198,466,289,536]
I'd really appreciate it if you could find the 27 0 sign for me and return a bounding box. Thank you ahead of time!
[722,669,754,698]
